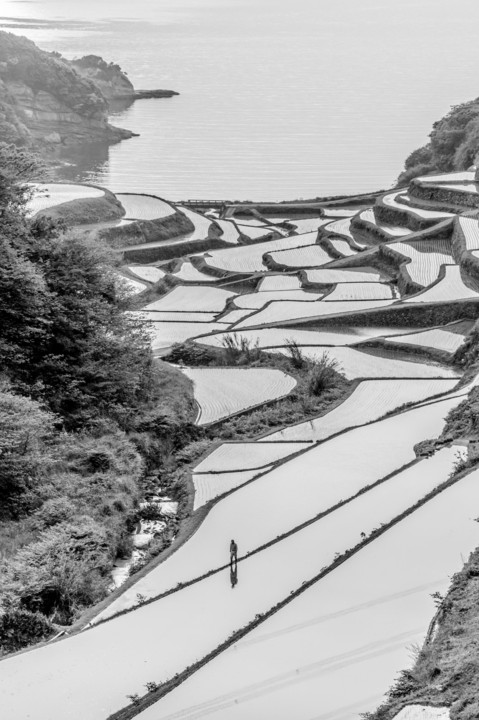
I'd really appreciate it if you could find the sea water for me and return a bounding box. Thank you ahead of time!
[2,0,479,201]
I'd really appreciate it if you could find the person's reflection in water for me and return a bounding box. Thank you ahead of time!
[230,558,238,589]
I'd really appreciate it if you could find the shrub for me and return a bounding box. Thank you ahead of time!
[0,608,53,655]
[175,439,212,465]
[35,498,75,527]
[167,341,216,366]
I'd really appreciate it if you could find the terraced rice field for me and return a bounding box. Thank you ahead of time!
[7,171,479,720]
[457,215,479,250]
[303,268,382,284]
[183,367,297,425]
[417,171,475,184]
[382,191,454,220]
[233,217,268,227]
[288,217,331,233]
[213,218,241,244]
[324,282,394,301]
[233,299,394,329]
[323,207,360,217]
[133,465,479,720]
[258,274,302,291]
[404,265,479,303]
[386,241,453,287]
[263,378,458,441]
[143,285,235,313]
[147,321,226,352]
[194,442,311,473]
[177,205,213,239]
[216,309,255,325]
[360,209,411,237]
[324,216,355,239]
[271,346,458,380]
[96,396,466,620]
[138,310,219,323]
[237,224,274,239]
[328,237,357,256]
[394,707,450,720]
[4,428,470,720]
[193,468,274,510]
[201,232,319,274]
[0,362,472,720]
[127,265,165,283]
[172,260,220,282]
[115,193,175,220]
[196,325,416,349]
[384,327,467,355]
[266,243,332,268]
[26,182,105,215]
[233,289,322,309]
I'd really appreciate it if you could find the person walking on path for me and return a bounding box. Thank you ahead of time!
[230,539,238,560]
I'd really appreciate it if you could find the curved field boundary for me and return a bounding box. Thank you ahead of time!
[379,241,454,292]
[183,367,298,425]
[126,266,165,284]
[193,441,313,473]
[300,267,383,288]
[277,296,479,331]
[231,298,395,330]
[403,264,479,304]
[264,243,332,270]
[143,285,236,313]
[323,282,394,302]
[375,191,453,231]
[27,181,107,216]
[198,231,320,275]
[115,193,176,221]
[393,706,450,720]
[409,178,479,209]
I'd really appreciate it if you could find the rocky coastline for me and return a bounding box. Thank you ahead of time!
[0,33,178,154]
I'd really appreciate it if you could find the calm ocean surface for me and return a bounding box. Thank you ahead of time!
[2,0,479,201]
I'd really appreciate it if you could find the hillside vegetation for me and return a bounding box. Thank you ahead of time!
[0,31,133,150]
[0,143,196,653]
[399,98,479,184]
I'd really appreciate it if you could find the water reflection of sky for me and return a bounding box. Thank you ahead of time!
[3,0,479,200]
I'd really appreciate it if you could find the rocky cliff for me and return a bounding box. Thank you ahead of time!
[0,32,177,154]
[70,55,179,102]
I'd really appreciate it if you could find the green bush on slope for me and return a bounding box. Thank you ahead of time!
[398,98,479,183]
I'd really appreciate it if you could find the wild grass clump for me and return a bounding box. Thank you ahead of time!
[284,339,306,369]
[221,333,261,365]
[306,352,342,396]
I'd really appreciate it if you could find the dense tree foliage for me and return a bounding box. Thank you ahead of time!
[0,143,195,652]
[398,98,479,184]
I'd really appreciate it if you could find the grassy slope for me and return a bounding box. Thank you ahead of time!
[365,329,479,720]
[365,547,479,720]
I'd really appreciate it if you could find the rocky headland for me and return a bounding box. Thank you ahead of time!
[0,31,178,154]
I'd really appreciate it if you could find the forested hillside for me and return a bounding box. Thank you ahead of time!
[398,98,479,184]
[0,144,195,653]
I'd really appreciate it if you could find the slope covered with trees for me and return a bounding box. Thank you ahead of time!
[398,98,479,184]
[0,144,196,653]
